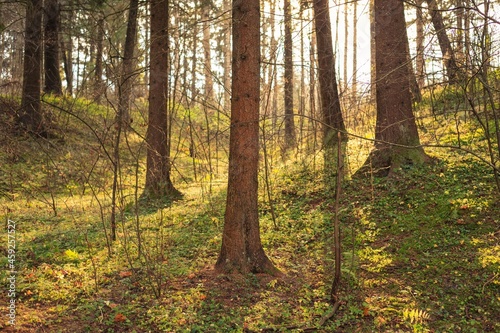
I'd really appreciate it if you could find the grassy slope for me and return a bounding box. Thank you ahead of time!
[0,96,499,332]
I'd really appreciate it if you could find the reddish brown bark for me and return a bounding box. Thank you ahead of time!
[358,0,427,176]
[215,0,278,275]
[144,0,179,198]
[284,0,295,150]
[313,0,346,148]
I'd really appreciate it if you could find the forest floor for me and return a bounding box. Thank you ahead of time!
[1,96,499,332]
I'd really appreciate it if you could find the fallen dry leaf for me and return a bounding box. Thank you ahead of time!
[119,271,133,278]
[114,313,127,323]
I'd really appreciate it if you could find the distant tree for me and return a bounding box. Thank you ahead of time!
[284,0,295,150]
[416,0,425,89]
[215,0,278,274]
[358,0,427,176]
[312,0,347,168]
[93,13,105,101]
[44,0,62,95]
[144,0,179,198]
[117,0,139,127]
[19,0,44,134]
[425,0,460,83]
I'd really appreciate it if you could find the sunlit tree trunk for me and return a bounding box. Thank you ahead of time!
[358,0,427,177]
[426,0,460,83]
[299,3,306,147]
[406,27,422,103]
[352,0,358,100]
[313,0,347,166]
[61,10,73,96]
[144,0,179,198]
[416,0,425,89]
[19,0,44,134]
[216,0,278,275]
[370,0,375,101]
[202,1,214,104]
[343,1,348,91]
[284,0,295,150]
[44,0,62,95]
[309,23,318,154]
[222,0,231,111]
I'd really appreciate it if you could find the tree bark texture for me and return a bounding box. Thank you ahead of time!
[19,0,43,134]
[144,0,179,198]
[215,0,277,275]
[314,0,347,170]
[94,15,105,101]
[363,0,427,176]
[118,0,139,126]
[313,0,346,148]
[284,0,295,150]
[44,0,62,95]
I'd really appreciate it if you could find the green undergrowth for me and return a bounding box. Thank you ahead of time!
[1,97,499,332]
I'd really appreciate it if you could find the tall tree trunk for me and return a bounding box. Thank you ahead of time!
[283,0,295,150]
[299,2,306,147]
[358,0,427,177]
[369,0,375,101]
[343,1,348,91]
[352,0,358,100]
[222,0,231,111]
[19,0,44,134]
[118,0,139,127]
[416,0,425,89]
[455,0,465,66]
[270,0,278,129]
[406,29,422,103]
[144,0,180,198]
[425,0,460,83]
[216,0,278,275]
[309,23,317,154]
[61,7,73,97]
[94,14,105,101]
[202,1,214,104]
[313,0,347,164]
[44,0,62,95]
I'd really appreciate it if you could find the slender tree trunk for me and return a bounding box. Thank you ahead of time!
[343,0,348,91]
[216,0,278,275]
[222,0,231,111]
[370,0,375,101]
[44,0,62,95]
[144,0,180,198]
[284,0,295,150]
[118,0,139,127]
[202,1,214,104]
[455,0,464,65]
[94,15,105,101]
[313,0,347,160]
[19,0,44,134]
[309,24,317,154]
[61,8,73,97]
[416,0,425,89]
[352,0,358,100]
[406,28,422,103]
[270,0,278,129]
[358,0,427,177]
[425,0,460,83]
[299,3,306,148]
